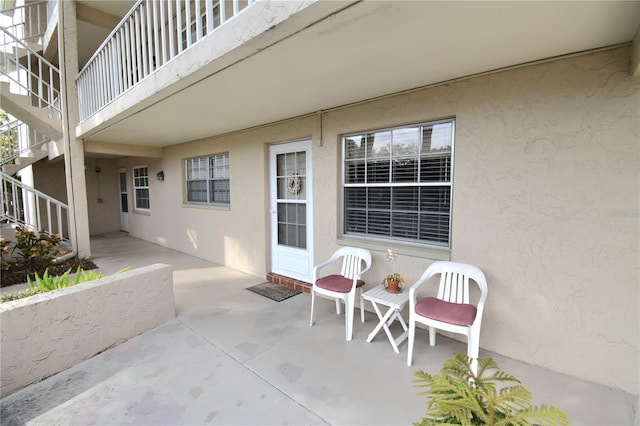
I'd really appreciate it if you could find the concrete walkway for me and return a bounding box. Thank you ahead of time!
[1,234,637,425]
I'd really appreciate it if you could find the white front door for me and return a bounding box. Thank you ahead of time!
[270,140,313,283]
[118,169,129,232]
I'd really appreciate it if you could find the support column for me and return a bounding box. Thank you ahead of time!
[631,25,640,77]
[58,1,91,258]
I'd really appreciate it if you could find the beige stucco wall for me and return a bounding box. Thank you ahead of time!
[34,158,121,236]
[84,158,121,235]
[111,47,638,394]
[0,263,175,397]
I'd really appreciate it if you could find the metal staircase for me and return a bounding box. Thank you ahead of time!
[0,0,69,240]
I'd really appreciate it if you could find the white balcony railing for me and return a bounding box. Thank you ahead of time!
[0,26,62,118]
[0,171,70,240]
[0,0,48,46]
[0,118,49,167]
[77,0,255,121]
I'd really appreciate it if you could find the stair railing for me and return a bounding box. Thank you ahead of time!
[0,170,69,240]
[0,118,49,167]
[0,0,48,46]
[77,0,256,121]
[0,26,61,119]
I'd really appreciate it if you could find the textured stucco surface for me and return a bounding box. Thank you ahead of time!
[85,47,638,395]
[0,263,175,397]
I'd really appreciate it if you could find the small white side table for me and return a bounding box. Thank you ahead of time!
[361,285,410,353]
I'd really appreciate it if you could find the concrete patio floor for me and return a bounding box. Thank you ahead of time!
[1,234,637,425]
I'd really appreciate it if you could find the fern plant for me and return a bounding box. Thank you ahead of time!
[413,353,569,426]
[27,267,105,292]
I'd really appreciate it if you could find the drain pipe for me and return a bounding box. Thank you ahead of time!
[53,248,78,264]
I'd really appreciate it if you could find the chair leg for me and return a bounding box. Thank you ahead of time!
[407,318,415,366]
[468,328,480,376]
[359,288,365,323]
[345,297,353,341]
[335,298,342,315]
[309,291,315,327]
[429,326,437,346]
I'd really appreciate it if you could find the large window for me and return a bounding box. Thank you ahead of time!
[185,153,230,204]
[343,119,454,247]
[133,166,150,211]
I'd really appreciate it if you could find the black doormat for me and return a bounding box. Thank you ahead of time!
[246,282,302,302]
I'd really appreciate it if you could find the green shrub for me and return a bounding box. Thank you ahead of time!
[0,236,9,269]
[12,226,65,272]
[413,353,569,426]
[0,287,42,303]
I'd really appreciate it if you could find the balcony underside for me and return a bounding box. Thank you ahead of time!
[77,0,640,150]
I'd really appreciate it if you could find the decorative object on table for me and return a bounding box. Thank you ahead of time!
[382,272,404,293]
[382,249,404,293]
[413,353,569,425]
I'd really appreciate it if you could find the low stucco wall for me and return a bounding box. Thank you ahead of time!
[0,263,175,398]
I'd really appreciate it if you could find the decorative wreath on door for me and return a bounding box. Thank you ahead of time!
[287,174,302,194]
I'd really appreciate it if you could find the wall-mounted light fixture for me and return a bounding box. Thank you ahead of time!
[156,171,165,181]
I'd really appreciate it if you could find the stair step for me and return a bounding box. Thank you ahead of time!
[2,147,48,174]
[13,41,43,59]
[0,82,63,141]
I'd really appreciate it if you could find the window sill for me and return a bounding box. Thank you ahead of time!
[133,210,150,216]
[337,236,451,261]
[182,203,230,212]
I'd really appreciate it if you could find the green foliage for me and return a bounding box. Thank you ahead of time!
[0,287,42,303]
[1,265,133,303]
[0,236,10,269]
[0,110,18,166]
[27,266,104,293]
[413,353,570,426]
[115,266,131,274]
[12,226,65,272]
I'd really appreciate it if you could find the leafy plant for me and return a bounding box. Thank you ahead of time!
[2,265,131,303]
[383,272,405,284]
[0,236,10,269]
[11,226,66,272]
[0,110,18,166]
[0,287,42,303]
[413,353,569,426]
[27,266,104,293]
[383,249,405,288]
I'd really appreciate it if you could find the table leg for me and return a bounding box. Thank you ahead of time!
[393,312,409,348]
[366,302,393,340]
[366,302,402,353]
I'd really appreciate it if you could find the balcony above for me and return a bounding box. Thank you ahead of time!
[76,0,640,149]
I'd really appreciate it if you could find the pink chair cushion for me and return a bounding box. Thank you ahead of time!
[415,297,477,326]
[316,274,365,293]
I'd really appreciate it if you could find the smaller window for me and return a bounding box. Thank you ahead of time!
[133,166,150,211]
[181,3,221,50]
[185,153,230,205]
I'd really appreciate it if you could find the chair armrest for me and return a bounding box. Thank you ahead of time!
[312,252,342,282]
[358,261,372,279]
[408,266,437,310]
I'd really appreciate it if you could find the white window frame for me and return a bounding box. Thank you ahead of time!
[133,166,150,212]
[181,2,221,50]
[185,152,230,205]
[342,118,454,248]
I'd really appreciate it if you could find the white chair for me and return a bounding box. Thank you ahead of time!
[309,247,372,341]
[406,261,488,374]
